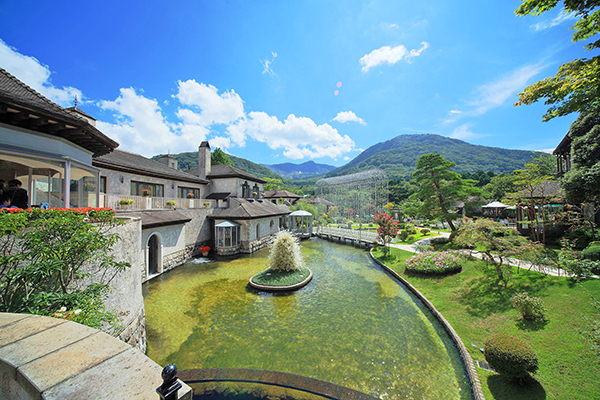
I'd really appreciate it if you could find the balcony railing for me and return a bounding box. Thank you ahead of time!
[100,194,215,211]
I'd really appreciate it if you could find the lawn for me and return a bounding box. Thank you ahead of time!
[372,246,600,400]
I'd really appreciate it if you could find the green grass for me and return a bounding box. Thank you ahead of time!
[372,247,600,400]
[250,267,311,287]
[393,230,437,244]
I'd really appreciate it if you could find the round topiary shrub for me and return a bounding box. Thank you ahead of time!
[583,245,600,261]
[404,251,462,275]
[397,230,409,242]
[484,334,538,384]
[510,292,546,320]
[420,228,430,235]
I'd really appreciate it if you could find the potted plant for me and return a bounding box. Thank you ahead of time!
[166,200,177,209]
[203,201,210,207]
[119,199,134,209]
[200,246,210,257]
[83,182,97,192]
[141,189,151,197]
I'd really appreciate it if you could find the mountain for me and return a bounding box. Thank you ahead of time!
[262,161,336,179]
[327,134,543,180]
[151,151,283,180]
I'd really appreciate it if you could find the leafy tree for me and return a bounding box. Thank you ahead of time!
[562,112,600,205]
[482,173,520,201]
[454,219,542,282]
[514,1,600,120]
[0,208,129,329]
[511,154,556,242]
[412,154,480,231]
[263,177,283,191]
[373,212,399,256]
[389,179,418,204]
[211,147,234,166]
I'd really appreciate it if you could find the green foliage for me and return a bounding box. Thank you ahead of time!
[482,173,519,201]
[404,251,462,275]
[0,208,129,329]
[262,177,282,191]
[515,1,600,120]
[510,292,547,320]
[562,112,600,204]
[119,199,134,205]
[397,230,409,242]
[268,231,304,272]
[211,147,234,166]
[420,228,430,235]
[251,266,311,287]
[454,219,543,282]
[412,153,480,231]
[583,245,600,260]
[373,213,399,256]
[484,333,539,382]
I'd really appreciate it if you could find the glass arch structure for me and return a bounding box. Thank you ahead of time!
[315,169,388,223]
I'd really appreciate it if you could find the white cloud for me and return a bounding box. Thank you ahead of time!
[449,123,479,140]
[261,52,278,76]
[209,136,232,151]
[228,112,355,159]
[538,148,555,154]
[449,109,462,115]
[0,39,82,107]
[360,42,429,72]
[531,8,576,30]
[470,63,544,115]
[332,111,367,125]
[174,80,244,126]
[381,22,399,30]
[97,88,204,157]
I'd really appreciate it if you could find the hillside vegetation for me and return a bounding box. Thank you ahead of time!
[328,134,542,180]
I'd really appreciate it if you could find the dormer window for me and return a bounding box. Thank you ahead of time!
[242,181,250,198]
[252,184,260,199]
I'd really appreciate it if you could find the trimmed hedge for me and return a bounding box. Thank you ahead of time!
[582,245,600,261]
[484,334,538,381]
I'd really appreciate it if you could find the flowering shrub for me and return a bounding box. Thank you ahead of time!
[405,251,462,275]
[200,246,210,253]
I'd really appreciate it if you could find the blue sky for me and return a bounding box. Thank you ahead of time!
[0,1,590,166]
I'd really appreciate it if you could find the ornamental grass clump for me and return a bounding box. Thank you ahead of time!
[268,230,304,272]
[404,251,462,275]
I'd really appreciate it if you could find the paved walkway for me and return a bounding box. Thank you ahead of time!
[388,231,582,278]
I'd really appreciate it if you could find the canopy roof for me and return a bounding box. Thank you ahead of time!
[289,210,312,217]
[215,220,240,228]
[482,201,508,208]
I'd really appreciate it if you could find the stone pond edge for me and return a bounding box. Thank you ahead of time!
[368,249,486,400]
[248,268,313,292]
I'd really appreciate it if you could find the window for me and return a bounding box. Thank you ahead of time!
[252,184,260,199]
[242,181,250,198]
[177,187,200,199]
[131,181,164,197]
[215,221,240,249]
[100,176,107,193]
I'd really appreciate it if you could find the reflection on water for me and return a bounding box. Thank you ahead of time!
[144,238,471,399]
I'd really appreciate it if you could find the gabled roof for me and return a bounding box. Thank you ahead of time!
[517,179,563,199]
[553,134,572,156]
[120,210,192,228]
[263,189,302,199]
[93,150,209,184]
[187,164,266,184]
[209,197,290,220]
[0,68,118,156]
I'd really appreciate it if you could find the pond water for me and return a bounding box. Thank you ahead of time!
[144,238,471,399]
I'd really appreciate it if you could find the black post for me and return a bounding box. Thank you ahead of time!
[157,363,182,400]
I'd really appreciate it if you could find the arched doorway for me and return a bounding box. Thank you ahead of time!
[147,234,161,276]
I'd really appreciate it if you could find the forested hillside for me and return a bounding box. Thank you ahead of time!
[151,151,283,180]
[328,134,542,180]
[263,161,336,179]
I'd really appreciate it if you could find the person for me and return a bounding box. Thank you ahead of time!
[7,179,28,209]
[0,192,18,209]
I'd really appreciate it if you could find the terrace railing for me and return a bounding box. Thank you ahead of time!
[100,194,215,211]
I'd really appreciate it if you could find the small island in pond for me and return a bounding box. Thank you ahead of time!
[249,231,312,291]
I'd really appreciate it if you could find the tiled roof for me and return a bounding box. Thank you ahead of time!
[0,68,118,156]
[120,210,192,228]
[263,189,301,199]
[93,150,209,184]
[517,179,563,199]
[209,197,290,219]
[187,164,266,184]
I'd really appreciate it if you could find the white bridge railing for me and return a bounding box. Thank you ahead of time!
[316,226,379,243]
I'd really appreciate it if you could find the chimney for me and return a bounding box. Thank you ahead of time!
[198,141,211,180]
[158,154,178,170]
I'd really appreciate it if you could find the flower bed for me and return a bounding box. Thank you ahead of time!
[405,251,462,275]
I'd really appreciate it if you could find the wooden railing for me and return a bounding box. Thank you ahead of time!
[100,194,215,210]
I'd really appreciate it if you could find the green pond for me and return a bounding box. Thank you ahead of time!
[144,238,472,399]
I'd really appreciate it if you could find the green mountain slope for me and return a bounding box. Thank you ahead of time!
[328,134,542,180]
[151,151,283,180]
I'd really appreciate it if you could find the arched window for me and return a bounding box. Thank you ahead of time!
[242,181,250,198]
[256,223,260,239]
[147,233,161,276]
[252,184,260,199]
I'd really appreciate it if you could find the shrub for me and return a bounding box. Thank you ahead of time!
[564,229,594,250]
[430,237,450,245]
[397,230,409,242]
[397,222,406,230]
[420,228,430,235]
[510,292,546,320]
[404,251,462,275]
[583,245,600,261]
[484,334,538,383]
[119,199,134,205]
